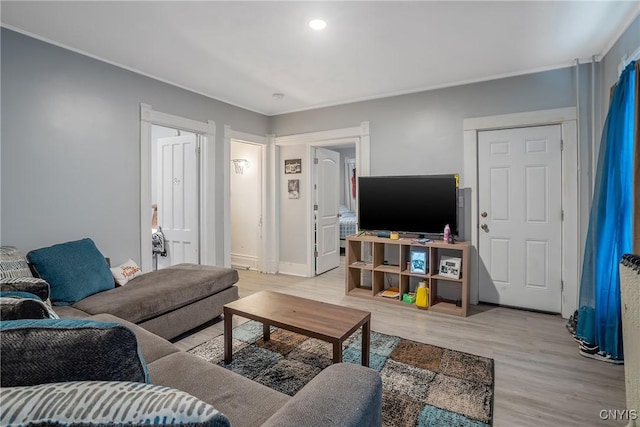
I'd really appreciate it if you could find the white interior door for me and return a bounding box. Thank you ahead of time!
[314,147,340,275]
[230,141,262,270]
[157,134,199,266]
[478,125,562,312]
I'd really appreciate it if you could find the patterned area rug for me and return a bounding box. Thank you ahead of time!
[187,321,494,427]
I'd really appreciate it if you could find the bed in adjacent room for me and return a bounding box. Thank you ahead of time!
[339,205,357,249]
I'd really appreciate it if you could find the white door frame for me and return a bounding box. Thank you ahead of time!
[275,122,371,277]
[463,107,579,318]
[140,103,216,273]
[223,126,269,271]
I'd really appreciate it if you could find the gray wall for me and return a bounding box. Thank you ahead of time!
[3,16,637,272]
[271,10,640,269]
[271,67,589,264]
[278,144,308,269]
[271,69,578,176]
[1,28,269,264]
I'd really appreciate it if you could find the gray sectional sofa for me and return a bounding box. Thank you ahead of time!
[0,242,383,426]
[87,313,383,427]
[20,238,240,340]
[55,263,240,340]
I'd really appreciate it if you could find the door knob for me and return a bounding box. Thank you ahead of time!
[481,224,489,232]
[481,211,488,218]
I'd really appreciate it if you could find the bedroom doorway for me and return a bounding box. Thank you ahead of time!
[274,122,370,277]
[337,150,357,255]
[139,104,217,273]
[230,139,263,271]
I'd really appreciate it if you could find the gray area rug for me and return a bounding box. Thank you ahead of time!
[188,321,494,426]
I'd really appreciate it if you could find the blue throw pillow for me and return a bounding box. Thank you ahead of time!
[26,238,114,305]
[0,381,231,427]
[0,319,149,386]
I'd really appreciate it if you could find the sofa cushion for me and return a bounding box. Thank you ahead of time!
[111,258,143,285]
[0,381,231,427]
[0,246,32,279]
[148,352,290,427]
[0,291,52,320]
[26,238,114,305]
[89,313,180,364]
[53,304,92,319]
[0,319,149,387]
[73,263,239,324]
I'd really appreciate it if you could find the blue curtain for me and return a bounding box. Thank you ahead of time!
[576,60,637,360]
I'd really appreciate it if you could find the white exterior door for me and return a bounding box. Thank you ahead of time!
[314,147,340,275]
[157,135,199,266]
[478,125,562,312]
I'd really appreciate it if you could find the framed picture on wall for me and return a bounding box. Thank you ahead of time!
[285,159,302,174]
[288,179,300,199]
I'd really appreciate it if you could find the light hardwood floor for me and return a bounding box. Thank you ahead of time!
[174,260,627,427]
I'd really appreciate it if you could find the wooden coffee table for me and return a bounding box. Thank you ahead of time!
[223,291,371,366]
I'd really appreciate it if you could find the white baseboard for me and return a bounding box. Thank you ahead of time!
[278,262,309,277]
[231,253,258,270]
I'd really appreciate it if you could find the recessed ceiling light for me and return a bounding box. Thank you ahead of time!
[309,19,327,31]
[272,93,285,100]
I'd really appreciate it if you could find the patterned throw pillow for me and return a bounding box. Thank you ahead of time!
[0,319,149,387]
[0,381,231,427]
[111,258,143,286]
[0,277,51,301]
[26,238,115,305]
[0,246,32,279]
[0,291,57,320]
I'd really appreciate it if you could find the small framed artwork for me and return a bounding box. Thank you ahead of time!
[439,256,461,279]
[285,159,302,174]
[288,179,300,199]
[410,250,428,274]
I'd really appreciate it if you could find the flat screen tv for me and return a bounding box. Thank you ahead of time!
[358,174,458,236]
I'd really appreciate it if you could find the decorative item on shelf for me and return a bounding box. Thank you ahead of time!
[389,232,399,240]
[410,250,428,274]
[402,293,416,304]
[439,256,462,279]
[378,287,400,299]
[416,281,429,309]
[443,223,451,243]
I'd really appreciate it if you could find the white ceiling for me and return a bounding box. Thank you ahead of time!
[2,1,639,116]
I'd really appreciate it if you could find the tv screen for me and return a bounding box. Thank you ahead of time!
[358,175,458,236]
